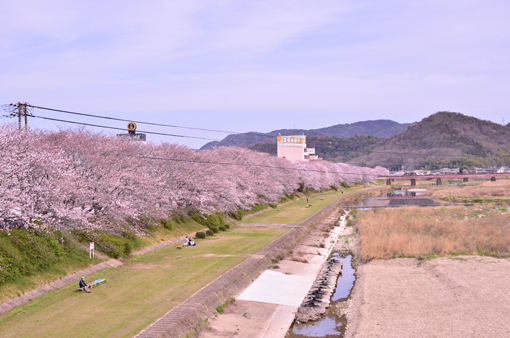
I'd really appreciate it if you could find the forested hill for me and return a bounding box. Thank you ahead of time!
[200,119,411,150]
[248,112,510,170]
[346,112,510,170]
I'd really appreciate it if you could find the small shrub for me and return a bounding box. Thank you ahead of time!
[192,212,225,229]
[229,210,244,221]
[160,219,176,231]
[216,305,224,314]
[211,227,219,233]
[219,226,226,231]
[224,224,230,229]
[196,232,206,239]
[206,229,214,236]
[170,209,190,223]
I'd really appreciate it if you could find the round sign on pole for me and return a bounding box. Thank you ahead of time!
[127,122,137,131]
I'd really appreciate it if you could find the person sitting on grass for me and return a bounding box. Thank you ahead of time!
[188,236,196,246]
[78,276,92,293]
[177,236,190,249]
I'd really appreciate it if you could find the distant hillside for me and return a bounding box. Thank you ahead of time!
[250,135,382,162]
[346,112,510,170]
[200,120,411,150]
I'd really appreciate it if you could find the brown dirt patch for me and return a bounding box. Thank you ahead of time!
[194,254,239,258]
[127,263,175,269]
[345,256,510,337]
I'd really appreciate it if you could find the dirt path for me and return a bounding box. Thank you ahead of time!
[345,256,510,337]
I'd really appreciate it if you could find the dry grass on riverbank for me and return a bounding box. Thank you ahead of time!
[428,179,510,201]
[356,206,510,262]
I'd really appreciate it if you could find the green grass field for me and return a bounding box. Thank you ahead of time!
[240,196,335,224]
[0,220,206,303]
[0,227,287,338]
[240,186,374,225]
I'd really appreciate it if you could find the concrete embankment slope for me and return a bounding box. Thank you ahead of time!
[136,197,343,338]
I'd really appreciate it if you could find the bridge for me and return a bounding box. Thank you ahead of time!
[379,173,510,187]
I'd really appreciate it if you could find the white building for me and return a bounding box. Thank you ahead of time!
[277,135,319,162]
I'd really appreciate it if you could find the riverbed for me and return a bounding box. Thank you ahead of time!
[345,256,510,337]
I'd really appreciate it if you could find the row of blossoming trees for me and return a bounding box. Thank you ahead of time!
[0,124,388,234]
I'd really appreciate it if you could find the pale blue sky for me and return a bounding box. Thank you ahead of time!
[2,0,509,148]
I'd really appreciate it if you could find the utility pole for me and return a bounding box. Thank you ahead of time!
[17,101,22,130]
[13,102,29,130]
[24,103,28,130]
[1,102,30,127]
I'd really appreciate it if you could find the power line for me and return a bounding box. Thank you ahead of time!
[6,113,498,157]
[26,112,256,144]
[30,115,223,142]
[28,104,253,135]
[6,104,502,159]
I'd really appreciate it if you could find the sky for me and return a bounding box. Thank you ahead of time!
[1,0,509,149]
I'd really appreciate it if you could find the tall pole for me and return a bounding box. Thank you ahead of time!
[24,103,28,130]
[17,102,22,130]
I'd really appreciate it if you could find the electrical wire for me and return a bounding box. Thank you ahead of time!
[5,104,503,160]
[30,115,222,142]
[28,104,259,135]
[8,113,499,158]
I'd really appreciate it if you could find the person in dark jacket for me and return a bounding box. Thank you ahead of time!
[78,276,92,293]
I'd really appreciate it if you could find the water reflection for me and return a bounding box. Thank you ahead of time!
[332,255,355,301]
[289,255,355,337]
[384,188,426,197]
[356,197,441,207]
[356,188,448,208]
[292,316,343,337]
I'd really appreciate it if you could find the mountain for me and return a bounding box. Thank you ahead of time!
[199,120,411,150]
[346,112,510,170]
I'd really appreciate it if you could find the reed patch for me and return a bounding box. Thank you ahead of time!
[356,206,510,262]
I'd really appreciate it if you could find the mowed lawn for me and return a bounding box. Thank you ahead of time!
[0,228,287,338]
[240,187,377,225]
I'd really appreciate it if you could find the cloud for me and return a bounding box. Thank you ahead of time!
[1,0,510,148]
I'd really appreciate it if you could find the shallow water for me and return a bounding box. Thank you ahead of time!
[355,188,449,208]
[288,255,355,337]
[292,316,343,337]
[356,197,442,207]
[331,255,355,301]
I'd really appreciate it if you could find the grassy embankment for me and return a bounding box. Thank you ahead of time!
[0,227,287,338]
[240,185,379,225]
[356,206,510,262]
[0,188,346,303]
[0,220,206,303]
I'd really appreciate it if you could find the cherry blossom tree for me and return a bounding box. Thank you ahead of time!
[0,124,388,233]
